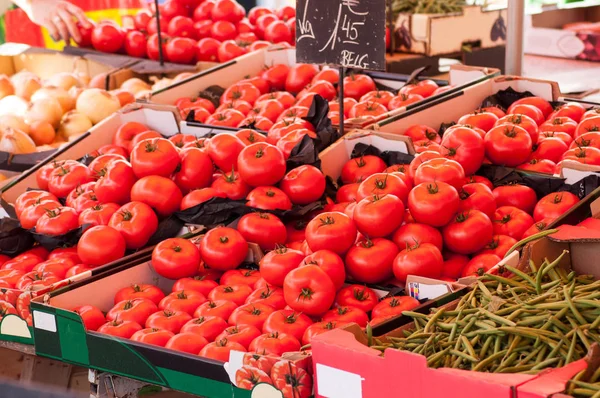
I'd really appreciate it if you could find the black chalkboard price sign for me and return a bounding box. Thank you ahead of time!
[295,0,386,70]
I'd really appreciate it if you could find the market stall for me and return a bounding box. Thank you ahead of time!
[0,0,599,397]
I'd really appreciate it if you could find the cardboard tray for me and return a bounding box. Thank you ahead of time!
[28,237,311,398]
[144,47,499,131]
[393,5,508,56]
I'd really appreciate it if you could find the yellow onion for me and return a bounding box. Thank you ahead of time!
[89,73,107,89]
[11,71,42,100]
[121,78,150,95]
[0,126,36,154]
[58,110,92,139]
[46,72,81,91]
[174,72,194,82]
[0,75,15,99]
[31,86,75,113]
[68,86,84,102]
[25,97,64,129]
[76,72,90,87]
[76,88,120,124]
[151,78,173,92]
[0,95,29,117]
[0,114,29,134]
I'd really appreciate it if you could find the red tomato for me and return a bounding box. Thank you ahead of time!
[562,147,600,166]
[174,147,214,193]
[180,188,227,210]
[492,185,537,214]
[440,126,485,175]
[270,360,312,398]
[196,37,220,62]
[260,64,289,91]
[212,170,251,200]
[209,284,253,307]
[345,238,397,284]
[356,172,410,203]
[371,296,419,321]
[441,252,469,279]
[152,238,200,280]
[349,101,387,119]
[492,206,535,240]
[246,286,286,310]
[305,212,357,255]
[517,158,556,174]
[353,194,405,238]
[181,315,229,341]
[145,310,192,334]
[173,277,219,297]
[200,338,246,362]
[259,247,304,287]
[94,160,137,205]
[73,305,105,331]
[131,176,183,217]
[399,79,438,98]
[130,328,174,347]
[109,202,158,250]
[442,210,493,254]
[124,30,147,58]
[392,242,443,283]
[48,163,93,198]
[279,165,326,205]
[461,253,501,277]
[392,223,443,252]
[522,218,553,238]
[322,306,368,327]
[15,190,59,218]
[414,157,465,190]
[509,97,553,118]
[458,112,499,132]
[404,125,440,143]
[479,234,517,258]
[485,125,533,167]
[335,285,378,312]
[168,15,195,38]
[574,116,600,138]
[237,143,286,187]
[217,40,247,62]
[388,93,424,110]
[530,137,568,163]
[107,298,158,325]
[210,0,245,23]
[206,134,245,172]
[458,183,496,218]
[249,332,301,356]
[166,332,208,354]
[215,324,261,350]
[221,269,261,287]
[408,181,460,227]
[282,265,335,316]
[199,227,248,271]
[130,138,180,179]
[300,250,345,291]
[114,284,165,305]
[91,23,124,53]
[533,192,579,222]
[98,319,142,338]
[509,104,545,126]
[481,106,507,119]
[246,186,292,210]
[237,212,286,251]
[35,207,78,236]
[540,116,577,137]
[285,64,319,94]
[553,102,586,123]
[228,302,275,330]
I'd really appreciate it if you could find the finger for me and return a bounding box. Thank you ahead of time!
[54,18,71,43]
[45,20,60,42]
[57,8,81,43]
[65,3,92,28]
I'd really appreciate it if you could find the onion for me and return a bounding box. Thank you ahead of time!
[134,90,152,100]
[174,72,194,82]
[151,78,173,92]
[0,75,15,99]
[29,121,56,146]
[0,96,29,117]
[25,97,64,129]
[68,86,84,102]
[0,114,29,134]
[0,126,36,154]
[46,72,81,91]
[76,88,121,124]
[76,72,90,87]
[89,73,107,89]
[31,86,75,113]
[58,110,92,138]
[121,78,150,94]
[11,72,42,100]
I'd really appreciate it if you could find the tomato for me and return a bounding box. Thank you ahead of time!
[259,247,303,287]
[440,252,468,279]
[522,218,553,238]
[130,138,180,179]
[414,158,465,190]
[181,315,229,341]
[404,125,440,143]
[211,170,251,200]
[107,298,158,326]
[575,116,600,138]
[270,360,312,398]
[461,253,501,277]
[388,93,424,110]
[123,30,147,58]
[260,310,311,343]
[235,143,286,187]
[145,309,192,334]
[479,234,517,258]
[305,212,357,255]
[236,366,272,390]
[485,125,533,166]
[562,146,600,166]
[583,108,600,120]
[236,213,286,251]
[260,64,289,91]
[278,165,325,205]
[356,172,410,203]
[66,264,93,278]
[301,321,344,345]
[227,302,275,331]
[517,158,556,174]
[150,238,200,281]
[77,225,125,266]
[76,203,116,228]
[509,104,545,126]
[48,247,79,263]
[195,37,220,62]
[372,296,419,320]
[349,101,387,119]
[47,163,93,198]
[492,185,536,214]
[246,186,292,210]
[408,151,443,181]
[480,106,506,119]
[215,324,261,351]
[492,206,535,240]
[399,79,438,98]
[282,265,335,316]
[0,269,25,288]
[530,137,568,163]
[392,223,442,252]
[509,97,553,118]
[408,182,460,227]
[2,256,41,273]
[335,183,359,203]
[165,332,208,354]
[440,126,485,175]
[234,130,267,147]
[353,194,405,238]
[249,331,301,356]
[264,20,292,43]
[247,99,284,122]
[199,227,248,271]
[217,40,247,62]
[221,82,261,106]
[129,176,183,217]
[159,290,207,316]
[245,286,286,310]
[37,161,78,191]
[33,259,74,279]
[34,206,78,236]
[442,210,493,254]
[341,155,387,184]
[538,131,573,146]
[108,202,158,250]
[15,271,60,290]
[211,0,245,23]
[98,319,142,338]
[540,116,577,137]
[114,284,165,305]
[15,191,59,218]
[94,160,136,205]
[533,192,579,222]
[129,328,174,347]
[284,64,318,94]
[209,284,253,306]
[194,299,238,320]
[553,102,586,123]
[200,338,246,362]
[458,112,499,132]
[113,122,148,150]
[179,188,225,210]
[352,236,405,282]
[392,242,444,283]
[268,118,314,144]
[203,135,244,173]
[458,183,496,218]
[91,23,124,53]
[73,305,105,331]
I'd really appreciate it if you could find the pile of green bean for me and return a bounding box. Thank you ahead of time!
[392,0,466,15]
[369,250,600,374]
[566,368,600,398]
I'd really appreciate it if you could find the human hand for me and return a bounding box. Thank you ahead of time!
[23,0,92,43]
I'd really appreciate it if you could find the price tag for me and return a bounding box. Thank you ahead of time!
[295,0,386,70]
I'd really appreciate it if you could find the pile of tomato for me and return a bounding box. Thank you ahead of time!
[0,246,84,324]
[176,62,447,131]
[76,0,296,64]
[407,97,600,172]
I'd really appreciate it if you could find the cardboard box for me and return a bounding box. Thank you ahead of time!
[29,237,311,398]
[393,5,508,56]
[145,47,499,130]
[524,3,600,62]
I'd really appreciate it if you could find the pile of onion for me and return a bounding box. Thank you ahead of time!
[76,88,121,124]
[0,126,36,154]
